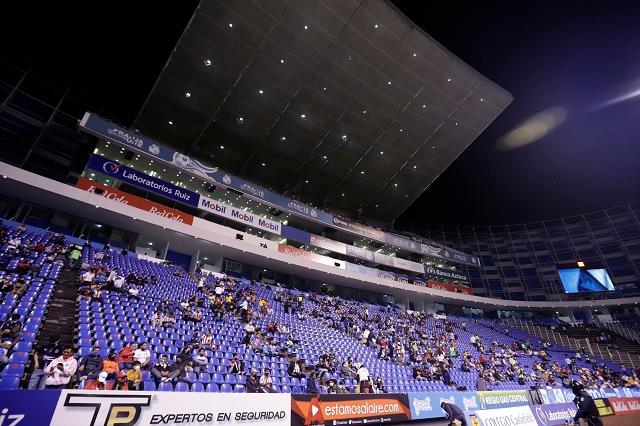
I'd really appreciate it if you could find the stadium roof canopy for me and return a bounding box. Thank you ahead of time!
[134,0,512,223]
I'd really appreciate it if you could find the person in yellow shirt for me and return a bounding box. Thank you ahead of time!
[125,361,144,390]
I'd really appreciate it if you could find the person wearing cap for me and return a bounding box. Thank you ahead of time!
[572,382,602,426]
[77,347,103,382]
[259,368,274,392]
[96,371,109,390]
[246,369,260,393]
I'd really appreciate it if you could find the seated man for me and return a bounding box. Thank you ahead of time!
[116,343,138,369]
[133,342,151,369]
[246,369,260,393]
[28,335,62,389]
[259,368,274,393]
[288,360,306,379]
[193,349,208,374]
[77,346,104,382]
[151,355,172,385]
[44,347,78,389]
[228,354,244,376]
[0,314,22,344]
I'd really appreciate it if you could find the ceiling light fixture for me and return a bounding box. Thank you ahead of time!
[363,110,367,114]
[380,151,384,155]
[280,136,286,141]
[387,81,392,85]
[300,114,306,119]
[280,58,285,64]
[185,92,191,98]
[304,25,308,30]
[413,53,417,57]
[374,24,379,29]
[258,90,263,94]
[360,171,365,175]
[220,145,224,149]
[204,59,212,66]
[168,121,173,125]
[341,135,347,141]
[261,163,266,166]
[447,77,452,82]
[305,180,309,183]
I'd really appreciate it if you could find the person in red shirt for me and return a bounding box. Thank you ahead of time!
[117,342,138,369]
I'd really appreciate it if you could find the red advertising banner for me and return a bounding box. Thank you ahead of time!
[427,280,473,295]
[609,397,640,416]
[291,393,411,426]
[278,244,339,268]
[76,177,194,225]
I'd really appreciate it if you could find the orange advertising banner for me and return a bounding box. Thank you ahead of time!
[427,280,473,295]
[76,177,194,225]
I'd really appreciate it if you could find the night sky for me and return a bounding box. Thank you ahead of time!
[4,1,640,226]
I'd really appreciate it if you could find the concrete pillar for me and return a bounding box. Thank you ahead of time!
[161,240,170,260]
[189,250,200,273]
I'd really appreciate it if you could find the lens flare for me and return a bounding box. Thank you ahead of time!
[497,106,567,150]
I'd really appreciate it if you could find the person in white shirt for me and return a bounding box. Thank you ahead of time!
[128,285,140,300]
[81,270,95,286]
[133,342,151,369]
[356,364,370,384]
[44,347,78,388]
[214,284,224,296]
[259,368,274,392]
[113,276,125,292]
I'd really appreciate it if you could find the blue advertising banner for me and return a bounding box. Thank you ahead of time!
[477,390,531,409]
[79,112,479,266]
[408,391,480,420]
[0,390,61,425]
[538,388,575,405]
[531,403,577,426]
[86,155,199,208]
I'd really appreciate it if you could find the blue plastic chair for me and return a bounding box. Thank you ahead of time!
[219,383,233,393]
[0,376,20,390]
[206,383,219,392]
[175,382,190,392]
[158,382,174,392]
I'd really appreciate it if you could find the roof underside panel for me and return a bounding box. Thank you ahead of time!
[135,0,512,223]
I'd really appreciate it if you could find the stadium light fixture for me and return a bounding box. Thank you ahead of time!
[220,146,224,149]
[413,53,417,57]
[360,171,365,175]
[204,59,212,66]
[447,77,452,82]
[280,58,285,64]
[380,151,384,155]
[363,110,367,114]
[305,180,309,183]
[261,163,266,166]
[304,25,308,30]
[300,114,306,119]
[577,261,585,267]
[168,121,173,125]
[185,92,191,98]
[280,136,286,141]
[258,90,263,94]
[228,23,233,28]
[374,24,379,29]
[387,81,392,85]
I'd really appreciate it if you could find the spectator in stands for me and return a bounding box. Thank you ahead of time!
[305,371,321,394]
[0,314,22,343]
[259,368,274,392]
[77,346,104,382]
[151,354,172,386]
[200,331,214,350]
[10,278,27,297]
[476,375,488,391]
[228,354,244,376]
[0,276,12,293]
[81,268,95,287]
[193,349,208,374]
[116,342,137,369]
[128,284,140,300]
[133,342,151,369]
[44,346,77,389]
[112,274,125,293]
[288,359,306,379]
[126,361,144,390]
[246,369,260,393]
[374,377,386,393]
[102,352,120,381]
[28,335,62,389]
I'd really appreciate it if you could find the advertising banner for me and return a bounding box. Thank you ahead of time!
[390,256,424,274]
[278,244,344,269]
[345,244,376,262]
[477,390,531,409]
[309,234,347,255]
[531,403,577,426]
[467,405,538,426]
[199,195,282,235]
[609,397,640,416]
[291,393,411,426]
[593,398,615,417]
[408,391,480,420]
[538,388,574,405]
[428,280,473,295]
[80,112,479,266]
[76,177,194,225]
[0,390,61,425]
[424,265,469,282]
[50,390,290,426]
[86,155,199,208]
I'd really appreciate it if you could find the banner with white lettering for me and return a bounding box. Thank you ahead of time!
[50,390,290,426]
[199,195,282,235]
[467,404,538,426]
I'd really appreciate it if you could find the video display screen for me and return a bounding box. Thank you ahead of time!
[557,268,614,293]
